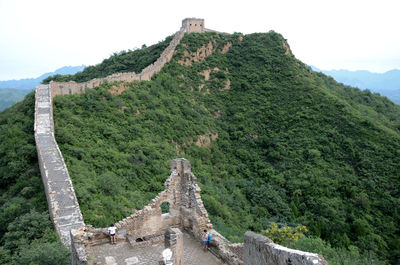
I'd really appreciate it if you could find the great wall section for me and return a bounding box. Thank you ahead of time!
[34,18,328,265]
[34,84,85,246]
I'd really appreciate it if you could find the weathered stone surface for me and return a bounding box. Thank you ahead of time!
[87,232,222,265]
[165,228,184,265]
[104,256,117,265]
[34,84,84,246]
[243,231,328,265]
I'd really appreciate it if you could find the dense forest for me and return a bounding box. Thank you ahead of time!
[1,31,399,265]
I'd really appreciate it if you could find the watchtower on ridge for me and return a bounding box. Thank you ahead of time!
[182,18,205,33]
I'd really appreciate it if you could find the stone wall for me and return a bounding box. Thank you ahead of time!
[228,243,244,263]
[165,228,184,265]
[116,158,213,243]
[49,17,199,98]
[243,231,328,265]
[34,84,85,245]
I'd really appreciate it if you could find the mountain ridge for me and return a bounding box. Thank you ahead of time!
[311,66,400,104]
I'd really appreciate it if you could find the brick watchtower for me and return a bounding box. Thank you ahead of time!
[182,18,205,33]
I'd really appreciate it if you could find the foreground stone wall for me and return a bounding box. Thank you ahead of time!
[165,228,184,265]
[243,231,328,265]
[34,84,84,245]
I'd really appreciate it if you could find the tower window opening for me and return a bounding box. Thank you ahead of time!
[161,201,170,214]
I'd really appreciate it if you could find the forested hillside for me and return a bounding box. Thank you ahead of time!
[0,93,69,264]
[1,31,399,265]
[49,32,400,264]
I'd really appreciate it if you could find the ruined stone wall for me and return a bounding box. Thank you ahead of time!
[228,243,244,263]
[111,158,213,244]
[70,159,243,264]
[34,84,85,246]
[165,228,184,265]
[70,159,328,265]
[243,231,328,265]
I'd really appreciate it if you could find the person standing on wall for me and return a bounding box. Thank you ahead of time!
[203,229,209,251]
[108,224,117,245]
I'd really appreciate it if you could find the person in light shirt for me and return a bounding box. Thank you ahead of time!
[108,224,117,245]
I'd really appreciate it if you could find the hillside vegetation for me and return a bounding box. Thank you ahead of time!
[0,93,69,264]
[49,32,400,264]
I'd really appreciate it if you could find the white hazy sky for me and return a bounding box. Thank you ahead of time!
[0,0,399,80]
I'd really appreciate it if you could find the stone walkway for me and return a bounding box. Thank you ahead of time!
[88,232,224,265]
[34,84,84,245]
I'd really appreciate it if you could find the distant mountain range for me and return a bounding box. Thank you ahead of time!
[0,65,85,111]
[312,66,400,104]
[0,65,86,90]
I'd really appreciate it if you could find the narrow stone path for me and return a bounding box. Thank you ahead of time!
[34,84,84,245]
[88,232,224,265]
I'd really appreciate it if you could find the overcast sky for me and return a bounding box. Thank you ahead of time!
[0,0,399,80]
